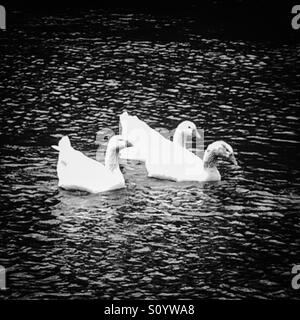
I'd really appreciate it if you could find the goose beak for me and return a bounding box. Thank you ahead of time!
[125,140,133,148]
[229,154,238,166]
[194,129,201,139]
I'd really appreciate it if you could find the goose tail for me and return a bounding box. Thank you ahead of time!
[51,136,71,152]
[119,111,149,137]
[119,111,130,136]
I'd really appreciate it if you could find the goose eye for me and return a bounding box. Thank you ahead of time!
[224,148,231,155]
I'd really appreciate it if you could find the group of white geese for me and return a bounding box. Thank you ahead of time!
[52,111,238,193]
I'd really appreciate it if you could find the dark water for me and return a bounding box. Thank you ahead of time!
[0,10,300,299]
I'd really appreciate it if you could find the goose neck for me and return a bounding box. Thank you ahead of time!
[105,145,120,172]
[173,129,187,148]
[203,149,218,169]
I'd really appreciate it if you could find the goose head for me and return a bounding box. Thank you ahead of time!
[176,121,201,139]
[107,135,133,152]
[204,141,237,167]
[105,135,134,171]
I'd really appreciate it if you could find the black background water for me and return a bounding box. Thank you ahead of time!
[0,7,300,299]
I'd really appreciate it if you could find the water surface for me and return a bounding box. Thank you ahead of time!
[0,10,300,299]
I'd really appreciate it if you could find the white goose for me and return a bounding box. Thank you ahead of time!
[145,140,238,182]
[119,111,201,162]
[52,135,132,193]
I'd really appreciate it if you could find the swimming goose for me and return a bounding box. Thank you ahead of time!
[119,111,201,162]
[145,140,238,182]
[52,135,132,193]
